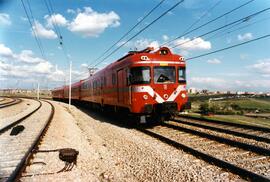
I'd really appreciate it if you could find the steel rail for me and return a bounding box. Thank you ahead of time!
[0,100,42,134]
[173,117,270,143]
[162,122,270,156]
[0,98,22,109]
[178,115,270,133]
[137,127,270,182]
[7,100,55,181]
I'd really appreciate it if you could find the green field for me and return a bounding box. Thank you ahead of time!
[190,96,270,112]
[187,96,270,128]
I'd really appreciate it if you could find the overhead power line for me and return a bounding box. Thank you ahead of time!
[186,33,270,61]
[43,0,70,63]
[172,7,270,49]
[93,0,185,67]
[21,0,46,60]
[161,0,255,47]
[91,0,167,65]
[44,0,62,40]
[200,15,270,44]
[183,0,222,34]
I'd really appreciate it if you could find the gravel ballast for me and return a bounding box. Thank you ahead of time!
[21,101,244,181]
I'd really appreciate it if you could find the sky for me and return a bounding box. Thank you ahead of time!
[0,0,270,92]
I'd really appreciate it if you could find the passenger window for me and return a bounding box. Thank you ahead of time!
[130,66,150,85]
[112,73,116,85]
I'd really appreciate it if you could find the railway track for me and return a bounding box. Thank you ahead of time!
[0,98,22,109]
[137,121,270,181]
[0,100,54,181]
[175,115,270,144]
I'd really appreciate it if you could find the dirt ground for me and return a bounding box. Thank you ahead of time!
[21,101,243,182]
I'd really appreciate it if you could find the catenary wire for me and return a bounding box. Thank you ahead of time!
[202,15,270,43]
[161,0,255,47]
[172,7,270,49]
[183,0,222,34]
[93,0,185,67]
[21,0,46,60]
[91,0,167,65]
[26,0,46,59]
[186,33,270,60]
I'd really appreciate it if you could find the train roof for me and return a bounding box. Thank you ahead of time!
[53,47,185,89]
[103,47,185,70]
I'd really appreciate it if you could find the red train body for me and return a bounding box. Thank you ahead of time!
[52,47,189,121]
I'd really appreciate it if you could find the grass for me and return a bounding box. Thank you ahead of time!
[215,98,270,111]
[185,112,270,129]
[187,96,270,128]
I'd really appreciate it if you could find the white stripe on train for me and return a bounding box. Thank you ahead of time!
[132,85,185,103]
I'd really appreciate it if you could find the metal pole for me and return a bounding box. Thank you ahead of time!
[69,60,72,109]
[37,82,39,100]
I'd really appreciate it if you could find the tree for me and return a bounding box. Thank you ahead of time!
[199,103,210,115]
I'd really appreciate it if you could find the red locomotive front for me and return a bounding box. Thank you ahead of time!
[127,47,188,120]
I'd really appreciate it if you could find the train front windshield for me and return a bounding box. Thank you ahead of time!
[129,66,185,85]
[154,66,175,84]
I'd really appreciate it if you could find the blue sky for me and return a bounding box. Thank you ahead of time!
[0,0,270,92]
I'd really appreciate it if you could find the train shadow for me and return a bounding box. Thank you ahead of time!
[74,103,157,130]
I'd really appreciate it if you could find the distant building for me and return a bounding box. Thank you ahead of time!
[236,91,245,95]
[201,89,209,94]
[188,87,197,94]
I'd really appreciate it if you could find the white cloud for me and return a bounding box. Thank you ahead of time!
[238,33,253,41]
[45,14,68,28]
[0,44,91,88]
[16,50,45,64]
[67,9,76,14]
[80,63,88,68]
[233,80,270,89]
[248,59,270,76]
[32,21,57,39]
[0,61,54,77]
[33,61,53,74]
[68,7,120,37]
[207,58,221,64]
[47,67,65,82]
[189,76,270,92]
[162,35,169,41]
[173,37,211,50]
[0,44,45,64]
[0,44,13,57]
[121,38,160,50]
[0,13,11,26]
[189,77,229,91]
[191,77,226,84]
[240,54,249,60]
[20,16,28,22]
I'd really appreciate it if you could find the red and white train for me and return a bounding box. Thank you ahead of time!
[52,47,189,122]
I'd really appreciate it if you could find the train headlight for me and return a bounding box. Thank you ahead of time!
[140,56,150,61]
[143,94,148,100]
[181,93,186,98]
[179,57,185,61]
[163,94,168,99]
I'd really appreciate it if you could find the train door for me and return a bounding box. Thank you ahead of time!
[117,69,124,103]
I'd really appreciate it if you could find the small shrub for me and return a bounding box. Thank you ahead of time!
[199,103,210,115]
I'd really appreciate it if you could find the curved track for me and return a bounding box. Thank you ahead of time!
[0,99,54,181]
[137,120,270,181]
[0,98,22,109]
